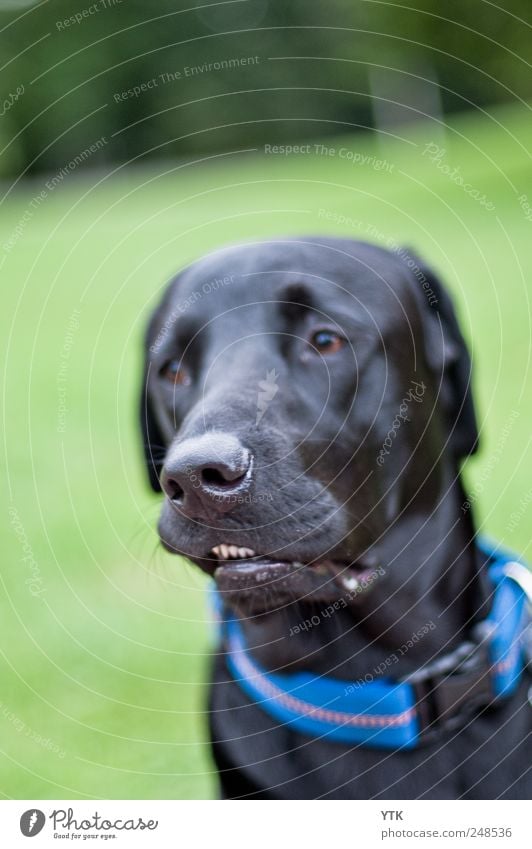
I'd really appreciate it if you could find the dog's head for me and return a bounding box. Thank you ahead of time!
[139,237,477,614]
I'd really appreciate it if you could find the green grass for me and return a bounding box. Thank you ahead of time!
[1,102,531,798]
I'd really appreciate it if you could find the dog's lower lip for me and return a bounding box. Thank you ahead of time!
[212,554,381,596]
[214,559,309,600]
[215,559,302,578]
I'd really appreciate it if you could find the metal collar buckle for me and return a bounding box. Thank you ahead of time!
[503,561,532,604]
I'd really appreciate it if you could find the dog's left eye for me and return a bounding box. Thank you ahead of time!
[159,359,191,386]
[309,329,345,354]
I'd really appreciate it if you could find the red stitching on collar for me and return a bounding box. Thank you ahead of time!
[232,643,416,729]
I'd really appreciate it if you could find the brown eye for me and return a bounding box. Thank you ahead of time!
[309,329,345,354]
[160,359,191,386]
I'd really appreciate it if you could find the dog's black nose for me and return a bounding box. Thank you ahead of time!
[160,433,253,518]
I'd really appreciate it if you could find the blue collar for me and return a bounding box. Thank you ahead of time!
[215,538,531,750]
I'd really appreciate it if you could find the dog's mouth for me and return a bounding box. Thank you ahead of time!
[209,543,383,611]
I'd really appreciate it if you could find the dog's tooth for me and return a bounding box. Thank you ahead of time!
[228,545,239,559]
[211,546,221,558]
[342,575,360,592]
[242,547,255,557]
[219,544,230,560]
[237,547,250,558]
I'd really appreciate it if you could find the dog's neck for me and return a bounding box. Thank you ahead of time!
[235,475,492,679]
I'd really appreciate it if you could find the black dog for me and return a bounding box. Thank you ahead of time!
[139,237,531,799]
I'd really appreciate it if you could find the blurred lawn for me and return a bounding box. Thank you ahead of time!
[1,103,531,799]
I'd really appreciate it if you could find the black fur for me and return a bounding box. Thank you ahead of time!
[139,237,530,799]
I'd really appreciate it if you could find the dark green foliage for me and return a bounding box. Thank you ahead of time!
[1,1,531,175]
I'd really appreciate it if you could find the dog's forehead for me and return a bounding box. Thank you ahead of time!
[166,238,417,328]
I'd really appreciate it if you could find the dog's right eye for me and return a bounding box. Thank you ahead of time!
[159,359,191,386]
[309,329,346,355]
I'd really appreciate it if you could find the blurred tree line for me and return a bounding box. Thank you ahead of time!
[0,0,531,177]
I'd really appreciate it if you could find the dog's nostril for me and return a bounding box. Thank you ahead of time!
[166,478,184,501]
[201,467,243,488]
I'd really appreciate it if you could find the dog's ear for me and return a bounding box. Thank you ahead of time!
[139,295,173,492]
[139,358,164,492]
[405,251,479,460]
